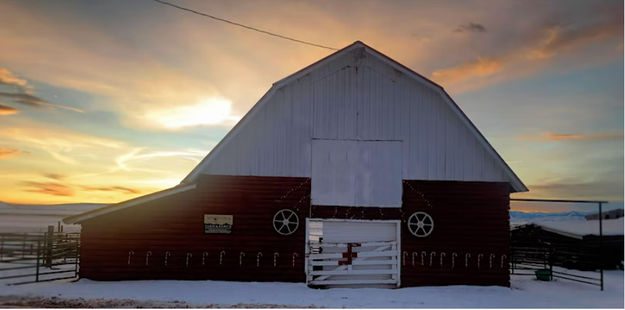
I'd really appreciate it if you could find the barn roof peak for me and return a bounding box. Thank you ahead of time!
[272,40,440,91]
[64,41,528,224]
[182,41,527,193]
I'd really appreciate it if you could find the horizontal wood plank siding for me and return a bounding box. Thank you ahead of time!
[79,175,310,281]
[79,176,509,287]
[311,180,510,287]
[400,180,510,287]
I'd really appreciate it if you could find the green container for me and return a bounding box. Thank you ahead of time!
[535,269,552,281]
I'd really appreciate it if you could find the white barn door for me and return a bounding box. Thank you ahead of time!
[311,139,402,207]
[305,219,401,288]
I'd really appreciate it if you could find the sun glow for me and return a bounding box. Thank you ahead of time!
[147,97,238,129]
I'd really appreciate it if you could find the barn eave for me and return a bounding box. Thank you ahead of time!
[62,183,197,224]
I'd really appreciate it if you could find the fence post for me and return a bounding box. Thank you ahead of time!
[45,226,54,267]
[548,248,553,281]
[22,234,26,259]
[510,248,514,274]
[74,236,79,279]
[36,240,41,282]
[599,202,603,291]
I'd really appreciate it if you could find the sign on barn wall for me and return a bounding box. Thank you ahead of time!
[203,214,233,234]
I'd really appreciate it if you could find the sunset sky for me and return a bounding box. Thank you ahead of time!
[0,0,622,212]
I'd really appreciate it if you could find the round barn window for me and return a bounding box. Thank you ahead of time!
[273,209,299,235]
[407,211,434,237]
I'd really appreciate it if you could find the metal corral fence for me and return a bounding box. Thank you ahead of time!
[0,228,80,285]
[510,246,603,289]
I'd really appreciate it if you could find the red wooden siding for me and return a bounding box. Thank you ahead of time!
[79,176,509,287]
[79,175,310,281]
[400,180,510,287]
[310,180,510,287]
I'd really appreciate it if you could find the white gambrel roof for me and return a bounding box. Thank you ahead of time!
[182,41,527,192]
[64,42,528,224]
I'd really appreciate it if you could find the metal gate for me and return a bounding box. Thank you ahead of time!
[0,231,80,285]
[305,219,400,288]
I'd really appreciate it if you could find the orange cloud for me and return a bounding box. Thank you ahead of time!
[22,181,74,197]
[430,13,622,93]
[0,68,28,88]
[518,131,623,142]
[0,67,81,113]
[431,57,503,88]
[0,103,18,115]
[0,146,20,159]
[526,16,623,61]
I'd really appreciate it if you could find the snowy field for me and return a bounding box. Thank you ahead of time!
[0,201,104,233]
[0,205,622,307]
[1,270,622,308]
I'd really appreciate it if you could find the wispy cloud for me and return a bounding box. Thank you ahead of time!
[430,10,622,92]
[454,22,486,33]
[43,173,65,180]
[0,68,28,88]
[22,181,74,197]
[22,179,139,197]
[115,148,206,172]
[80,185,140,195]
[0,103,18,116]
[0,92,83,113]
[518,131,623,142]
[526,178,623,200]
[0,125,124,164]
[431,57,503,88]
[0,146,21,159]
[0,67,83,113]
[0,3,240,130]
[526,17,623,60]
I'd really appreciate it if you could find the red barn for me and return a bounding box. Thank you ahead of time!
[64,41,527,288]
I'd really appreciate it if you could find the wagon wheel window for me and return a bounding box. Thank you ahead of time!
[407,211,434,237]
[273,209,299,235]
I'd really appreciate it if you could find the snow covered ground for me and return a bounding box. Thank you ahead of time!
[1,270,622,308]
[0,206,622,307]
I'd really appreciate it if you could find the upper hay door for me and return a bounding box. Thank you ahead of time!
[311,139,402,208]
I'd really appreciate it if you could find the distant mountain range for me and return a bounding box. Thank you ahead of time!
[0,200,107,216]
[0,201,107,233]
[510,211,590,222]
